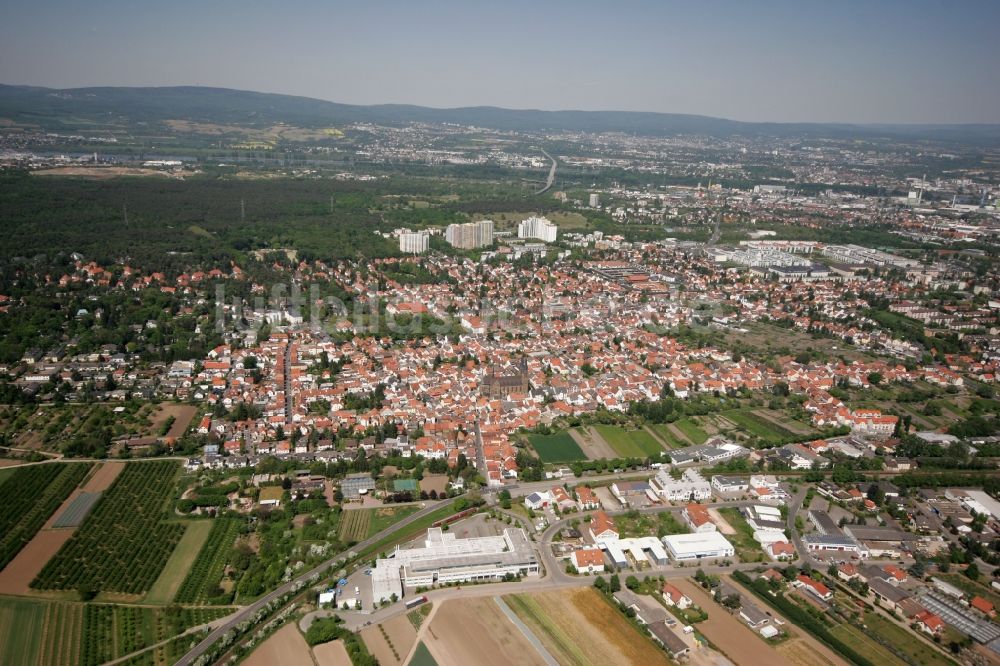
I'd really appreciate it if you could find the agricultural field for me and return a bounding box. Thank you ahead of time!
[0,596,47,666]
[829,621,907,666]
[32,461,185,595]
[424,597,547,666]
[673,418,709,444]
[409,642,439,666]
[720,409,808,444]
[340,508,373,543]
[0,462,90,570]
[592,425,664,457]
[717,508,766,562]
[528,431,587,462]
[646,424,689,448]
[505,588,670,666]
[360,613,417,666]
[861,612,958,666]
[148,518,226,605]
[0,597,229,666]
[368,505,421,537]
[244,623,314,666]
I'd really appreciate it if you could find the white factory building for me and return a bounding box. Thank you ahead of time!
[661,532,735,561]
[595,535,670,569]
[517,216,558,243]
[371,527,538,603]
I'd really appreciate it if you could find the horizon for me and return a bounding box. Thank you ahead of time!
[1,0,999,125]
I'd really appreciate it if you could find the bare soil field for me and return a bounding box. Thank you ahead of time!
[775,638,841,666]
[673,579,794,666]
[0,459,25,468]
[361,614,416,666]
[420,474,449,496]
[81,461,125,492]
[424,597,546,666]
[314,640,352,666]
[244,623,314,666]
[152,404,198,439]
[708,508,737,535]
[571,427,617,459]
[506,588,669,666]
[0,530,73,595]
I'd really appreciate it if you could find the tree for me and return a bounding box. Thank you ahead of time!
[594,576,607,592]
[965,562,980,581]
[610,574,621,593]
[867,372,883,385]
[625,575,640,591]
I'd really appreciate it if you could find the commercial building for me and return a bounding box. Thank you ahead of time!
[802,534,870,558]
[517,216,558,243]
[446,219,494,249]
[589,193,600,208]
[661,532,735,561]
[371,527,538,603]
[399,231,430,254]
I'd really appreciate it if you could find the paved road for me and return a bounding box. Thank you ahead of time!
[175,497,457,666]
[534,149,557,194]
[283,341,293,423]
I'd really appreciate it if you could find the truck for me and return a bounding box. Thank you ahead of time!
[405,595,429,609]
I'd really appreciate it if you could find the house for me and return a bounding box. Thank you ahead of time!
[796,575,833,601]
[882,564,907,584]
[914,610,945,635]
[682,503,717,533]
[589,510,619,541]
[612,589,668,625]
[767,541,796,560]
[571,548,605,574]
[575,485,601,510]
[524,490,552,511]
[551,486,577,511]
[868,577,910,612]
[837,563,859,581]
[661,582,692,609]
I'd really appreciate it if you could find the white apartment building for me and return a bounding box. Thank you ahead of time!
[651,468,711,501]
[517,216,558,243]
[399,231,430,254]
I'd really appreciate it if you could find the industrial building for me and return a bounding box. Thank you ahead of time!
[661,532,735,561]
[371,527,538,603]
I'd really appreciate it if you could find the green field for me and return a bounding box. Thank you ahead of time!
[673,418,709,444]
[409,641,439,666]
[592,425,664,457]
[721,410,800,443]
[717,508,766,562]
[647,424,688,448]
[170,517,240,605]
[0,466,18,484]
[830,622,907,666]
[861,612,957,666]
[0,597,46,666]
[368,505,421,537]
[528,431,587,462]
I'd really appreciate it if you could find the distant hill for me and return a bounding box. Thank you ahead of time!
[2,83,999,144]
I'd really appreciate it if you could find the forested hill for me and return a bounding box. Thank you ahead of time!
[2,83,1000,143]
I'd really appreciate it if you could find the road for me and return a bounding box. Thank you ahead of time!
[175,497,457,666]
[283,341,293,423]
[534,149,557,194]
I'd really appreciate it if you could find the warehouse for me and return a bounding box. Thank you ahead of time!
[661,532,735,561]
[371,527,538,602]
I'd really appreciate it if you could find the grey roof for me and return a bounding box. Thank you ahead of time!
[648,623,689,655]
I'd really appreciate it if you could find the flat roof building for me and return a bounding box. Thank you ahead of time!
[662,531,735,561]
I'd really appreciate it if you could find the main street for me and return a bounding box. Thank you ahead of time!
[535,148,557,194]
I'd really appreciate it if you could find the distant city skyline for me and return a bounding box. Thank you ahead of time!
[1,0,999,124]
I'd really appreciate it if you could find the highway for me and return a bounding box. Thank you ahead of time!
[534,149,557,194]
[175,497,458,666]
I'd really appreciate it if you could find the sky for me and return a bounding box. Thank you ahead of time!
[1,0,999,124]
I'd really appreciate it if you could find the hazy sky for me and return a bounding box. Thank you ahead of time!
[2,0,999,124]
